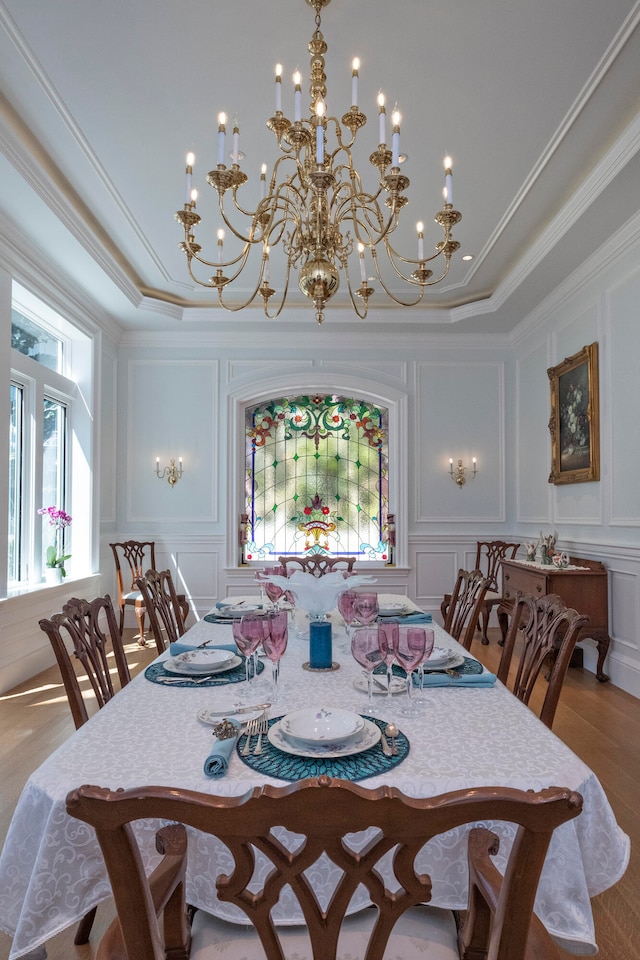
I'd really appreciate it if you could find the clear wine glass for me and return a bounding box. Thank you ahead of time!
[351,626,385,715]
[396,626,431,717]
[232,614,269,697]
[353,592,379,626]
[262,609,288,702]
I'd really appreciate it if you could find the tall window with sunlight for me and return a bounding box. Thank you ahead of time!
[8,383,23,582]
[244,394,391,563]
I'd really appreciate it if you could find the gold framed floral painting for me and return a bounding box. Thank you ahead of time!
[548,342,600,484]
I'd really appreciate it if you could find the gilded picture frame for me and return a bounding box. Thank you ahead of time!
[548,342,600,484]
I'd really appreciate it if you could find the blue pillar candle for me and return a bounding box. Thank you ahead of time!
[309,621,332,669]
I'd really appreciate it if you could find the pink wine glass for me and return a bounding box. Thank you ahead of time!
[353,593,379,626]
[351,626,385,715]
[232,614,270,695]
[396,626,431,716]
[262,609,288,702]
[337,590,358,642]
[377,621,399,698]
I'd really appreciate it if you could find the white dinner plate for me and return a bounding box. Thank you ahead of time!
[377,601,409,616]
[210,603,262,619]
[164,653,242,676]
[353,674,407,696]
[168,648,235,672]
[280,707,364,745]
[268,717,381,758]
[197,706,264,726]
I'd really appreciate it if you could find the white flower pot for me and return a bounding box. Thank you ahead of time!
[45,567,63,585]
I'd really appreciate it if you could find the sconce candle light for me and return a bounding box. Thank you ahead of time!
[155,457,184,487]
[449,457,477,487]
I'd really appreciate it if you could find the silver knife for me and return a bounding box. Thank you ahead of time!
[204,702,271,716]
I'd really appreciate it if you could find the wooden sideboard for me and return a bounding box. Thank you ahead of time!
[499,556,611,682]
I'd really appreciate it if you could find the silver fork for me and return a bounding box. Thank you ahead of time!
[242,717,259,756]
[253,714,269,755]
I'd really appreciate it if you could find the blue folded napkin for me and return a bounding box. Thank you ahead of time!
[419,670,496,688]
[203,726,239,778]
[169,641,238,657]
[379,612,433,623]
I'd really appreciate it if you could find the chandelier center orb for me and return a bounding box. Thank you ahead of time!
[174,0,463,324]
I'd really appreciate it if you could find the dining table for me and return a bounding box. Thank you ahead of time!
[0,595,630,960]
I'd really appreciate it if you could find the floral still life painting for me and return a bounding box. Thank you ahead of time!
[547,342,600,485]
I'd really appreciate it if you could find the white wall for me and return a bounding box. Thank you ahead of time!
[511,216,640,693]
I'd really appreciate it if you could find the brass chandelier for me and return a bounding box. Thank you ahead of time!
[174,0,462,324]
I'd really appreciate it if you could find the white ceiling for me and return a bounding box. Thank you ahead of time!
[1,0,639,335]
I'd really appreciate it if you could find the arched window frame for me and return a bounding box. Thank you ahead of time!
[227,372,408,570]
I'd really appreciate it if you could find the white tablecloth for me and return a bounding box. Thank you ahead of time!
[0,613,629,959]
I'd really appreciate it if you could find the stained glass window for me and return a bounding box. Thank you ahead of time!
[244,394,391,562]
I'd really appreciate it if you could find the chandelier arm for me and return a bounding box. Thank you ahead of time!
[262,263,295,320]
[187,239,251,272]
[383,238,454,286]
[343,270,370,320]
[373,271,427,306]
[368,248,426,306]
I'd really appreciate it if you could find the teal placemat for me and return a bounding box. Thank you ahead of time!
[145,658,264,688]
[237,715,409,782]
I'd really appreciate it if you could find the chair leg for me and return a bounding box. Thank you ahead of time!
[480,608,490,645]
[135,606,147,646]
[74,906,97,945]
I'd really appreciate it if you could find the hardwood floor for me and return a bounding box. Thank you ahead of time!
[0,628,637,960]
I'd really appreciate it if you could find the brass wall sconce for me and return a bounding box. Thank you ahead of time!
[449,457,477,487]
[155,457,183,487]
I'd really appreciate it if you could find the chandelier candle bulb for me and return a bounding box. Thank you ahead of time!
[232,119,240,165]
[185,153,194,204]
[190,188,198,206]
[358,242,367,281]
[217,228,224,263]
[351,58,359,107]
[275,64,283,112]
[417,222,425,260]
[377,92,386,145]
[260,163,267,200]
[391,110,401,167]
[217,113,227,166]
[444,156,453,205]
[293,70,302,122]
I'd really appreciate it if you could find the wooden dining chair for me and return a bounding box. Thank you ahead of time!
[38,593,131,944]
[136,568,186,654]
[497,592,589,729]
[474,540,520,643]
[66,776,583,960]
[110,540,189,643]
[442,568,489,650]
[278,554,356,577]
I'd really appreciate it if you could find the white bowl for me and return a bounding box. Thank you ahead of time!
[281,707,365,744]
[425,646,454,667]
